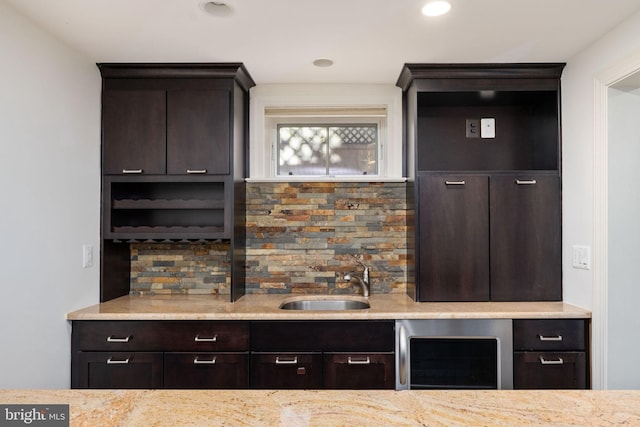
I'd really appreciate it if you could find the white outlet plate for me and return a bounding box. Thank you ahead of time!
[572,245,591,270]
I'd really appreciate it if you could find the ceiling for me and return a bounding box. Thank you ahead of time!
[5,0,640,85]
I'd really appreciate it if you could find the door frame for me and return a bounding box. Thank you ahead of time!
[592,48,640,389]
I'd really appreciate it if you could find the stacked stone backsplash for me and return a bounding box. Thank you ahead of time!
[245,182,408,294]
[130,182,409,295]
[130,242,231,294]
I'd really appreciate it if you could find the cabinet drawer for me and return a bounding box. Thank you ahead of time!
[72,321,249,351]
[323,352,395,389]
[513,319,586,351]
[75,351,163,389]
[160,322,249,351]
[250,352,323,389]
[250,321,394,352]
[164,352,248,389]
[513,351,587,389]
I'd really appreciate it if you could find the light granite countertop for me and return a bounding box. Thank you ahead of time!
[1,389,638,426]
[66,293,591,320]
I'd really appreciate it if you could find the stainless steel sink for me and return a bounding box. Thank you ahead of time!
[279,297,370,311]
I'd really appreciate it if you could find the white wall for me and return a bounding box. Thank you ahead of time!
[607,86,640,389]
[562,10,640,308]
[562,10,640,389]
[0,2,100,388]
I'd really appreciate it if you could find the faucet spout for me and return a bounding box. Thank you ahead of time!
[343,271,370,297]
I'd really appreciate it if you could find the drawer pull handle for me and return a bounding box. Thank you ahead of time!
[106,335,131,343]
[186,169,207,174]
[539,356,564,365]
[106,357,130,365]
[122,169,143,174]
[193,356,217,365]
[275,356,298,365]
[445,180,465,185]
[347,357,371,365]
[194,335,217,342]
[516,179,537,185]
[538,335,563,342]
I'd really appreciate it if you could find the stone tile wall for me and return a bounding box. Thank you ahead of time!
[130,182,409,295]
[130,242,231,294]
[245,182,408,294]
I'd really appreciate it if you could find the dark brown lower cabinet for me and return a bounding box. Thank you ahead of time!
[323,352,395,389]
[513,319,589,389]
[249,321,395,389]
[250,353,323,389]
[71,320,250,389]
[513,351,586,389]
[72,320,395,390]
[75,352,163,389]
[164,352,249,389]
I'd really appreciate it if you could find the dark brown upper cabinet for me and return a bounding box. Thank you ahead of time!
[398,64,564,302]
[99,63,254,176]
[97,64,254,302]
[102,89,167,175]
[418,174,490,302]
[397,63,564,174]
[490,174,562,301]
[166,89,230,175]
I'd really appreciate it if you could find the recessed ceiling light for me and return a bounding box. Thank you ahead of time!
[422,1,451,17]
[313,59,334,68]
[200,2,233,17]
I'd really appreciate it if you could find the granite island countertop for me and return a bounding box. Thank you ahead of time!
[66,293,591,320]
[1,389,638,426]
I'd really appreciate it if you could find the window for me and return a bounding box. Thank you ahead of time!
[278,123,379,177]
[249,84,404,181]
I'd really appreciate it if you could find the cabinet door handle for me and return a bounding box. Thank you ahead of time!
[194,335,217,342]
[186,169,207,174]
[445,180,465,185]
[122,169,143,174]
[193,356,217,365]
[275,356,298,365]
[539,356,564,365]
[106,335,131,343]
[347,356,371,365]
[538,334,563,342]
[106,357,130,365]
[516,179,537,185]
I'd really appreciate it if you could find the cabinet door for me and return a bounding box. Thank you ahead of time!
[418,175,490,301]
[164,352,248,389]
[167,89,230,175]
[102,90,166,175]
[513,351,587,389]
[75,352,163,389]
[323,353,394,389]
[250,353,323,389]
[490,175,561,301]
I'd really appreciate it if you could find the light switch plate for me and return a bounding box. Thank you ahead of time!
[83,244,93,268]
[572,245,591,270]
[481,118,495,138]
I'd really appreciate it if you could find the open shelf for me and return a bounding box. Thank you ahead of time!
[416,90,559,172]
[104,177,230,240]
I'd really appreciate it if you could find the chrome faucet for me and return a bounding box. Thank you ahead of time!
[343,265,370,297]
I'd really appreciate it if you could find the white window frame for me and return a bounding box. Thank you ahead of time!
[248,84,404,182]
